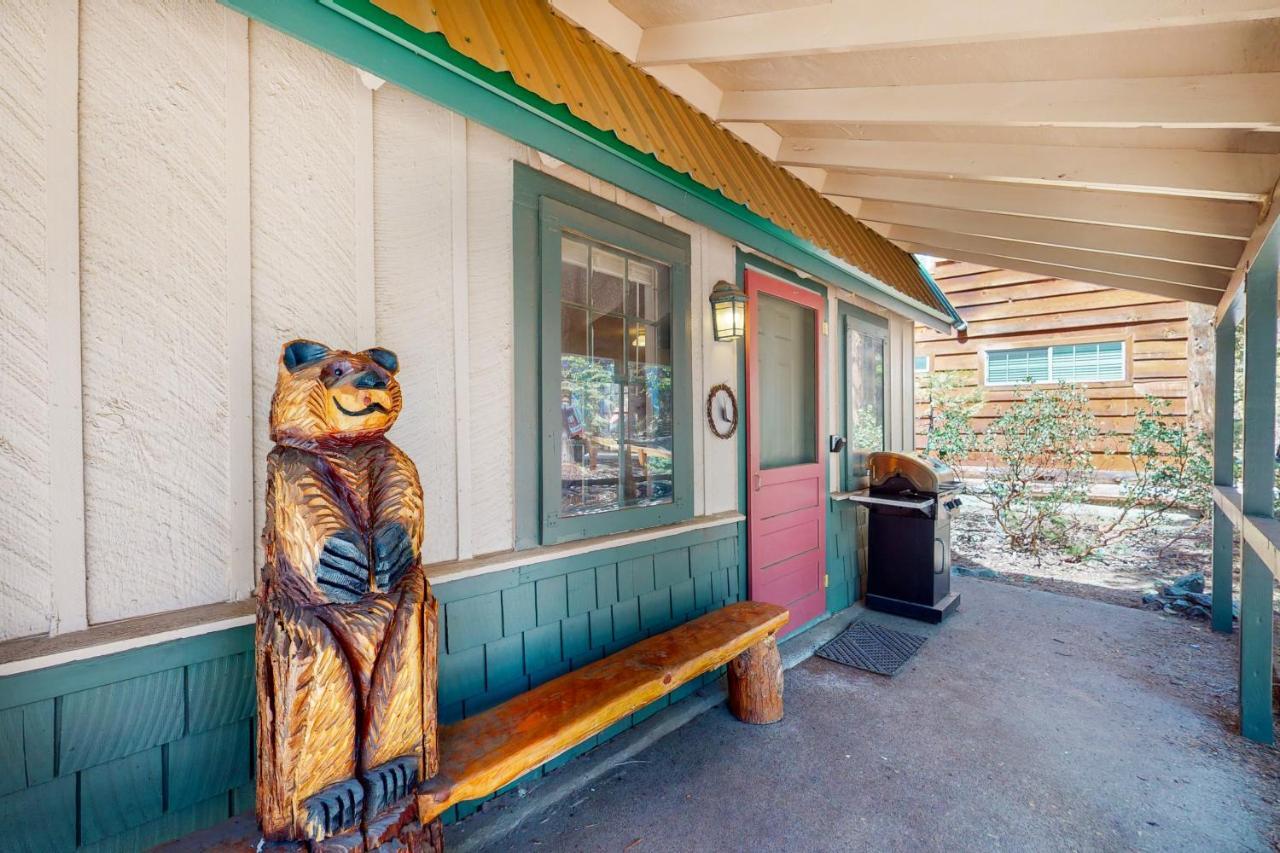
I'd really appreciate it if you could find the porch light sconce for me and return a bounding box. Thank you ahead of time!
[709,280,748,342]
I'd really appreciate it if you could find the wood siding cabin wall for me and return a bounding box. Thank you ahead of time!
[914,260,1213,474]
[0,2,921,849]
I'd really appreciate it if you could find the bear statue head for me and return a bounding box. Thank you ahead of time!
[269,339,402,446]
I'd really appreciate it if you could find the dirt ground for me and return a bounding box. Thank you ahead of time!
[464,578,1280,852]
[951,500,1220,611]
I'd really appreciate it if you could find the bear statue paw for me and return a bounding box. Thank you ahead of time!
[362,754,420,820]
[300,777,365,840]
[317,530,370,603]
[373,523,415,591]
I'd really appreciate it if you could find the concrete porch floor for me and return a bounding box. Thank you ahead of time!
[456,577,1279,852]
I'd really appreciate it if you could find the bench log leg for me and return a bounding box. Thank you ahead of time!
[727,634,783,724]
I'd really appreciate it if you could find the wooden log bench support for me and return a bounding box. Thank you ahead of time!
[417,600,788,824]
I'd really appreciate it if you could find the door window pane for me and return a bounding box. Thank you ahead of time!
[847,323,886,479]
[559,237,673,516]
[758,292,817,469]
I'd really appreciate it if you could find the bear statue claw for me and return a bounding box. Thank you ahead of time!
[301,777,365,840]
[362,754,419,819]
[374,523,415,591]
[317,530,370,603]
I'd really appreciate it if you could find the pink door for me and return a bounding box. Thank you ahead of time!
[746,269,826,636]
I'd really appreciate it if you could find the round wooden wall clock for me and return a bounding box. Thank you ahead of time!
[706,383,739,439]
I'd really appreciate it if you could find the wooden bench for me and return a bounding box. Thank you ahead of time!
[418,600,789,823]
[158,601,787,850]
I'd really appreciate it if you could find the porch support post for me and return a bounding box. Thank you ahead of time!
[1238,222,1278,744]
[1210,317,1235,634]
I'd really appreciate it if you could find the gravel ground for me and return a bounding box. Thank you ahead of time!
[950,500,1221,611]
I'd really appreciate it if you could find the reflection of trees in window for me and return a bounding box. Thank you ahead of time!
[559,236,673,516]
[847,324,886,480]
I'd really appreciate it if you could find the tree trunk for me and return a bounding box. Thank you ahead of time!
[727,634,784,724]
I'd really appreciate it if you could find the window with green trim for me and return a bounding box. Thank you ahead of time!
[985,341,1125,385]
[515,165,692,546]
[558,235,674,518]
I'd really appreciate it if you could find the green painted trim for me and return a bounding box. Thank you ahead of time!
[837,300,889,491]
[1237,221,1277,745]
[1210,319,1236,635]
[0,627,254,711]
[218,0,957,331]
[513,166,693,546]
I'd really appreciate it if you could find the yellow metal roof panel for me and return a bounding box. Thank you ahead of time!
[371,0,946,315]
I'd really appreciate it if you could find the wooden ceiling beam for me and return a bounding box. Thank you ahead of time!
[821,173,1262,239]
[718,74,1280,129]
[635,0,1280,66]
[895,241,1224,304]
[841,199,1245,268]
[883,224,1232,289]
[782,138,1276,199]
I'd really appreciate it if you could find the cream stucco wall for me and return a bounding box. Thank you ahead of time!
[0,0,748,641]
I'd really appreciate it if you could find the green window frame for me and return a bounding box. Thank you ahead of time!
[984,341,1125,385]
[515,164,693,547]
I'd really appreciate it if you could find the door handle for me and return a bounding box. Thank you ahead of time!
[754,473,762,492]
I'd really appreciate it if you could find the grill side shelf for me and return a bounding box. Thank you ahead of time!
[831,490,936,512]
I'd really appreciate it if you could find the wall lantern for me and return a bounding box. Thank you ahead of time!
[709,280,748,341]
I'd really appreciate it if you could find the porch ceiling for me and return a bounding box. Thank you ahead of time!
[556,0,1280,309]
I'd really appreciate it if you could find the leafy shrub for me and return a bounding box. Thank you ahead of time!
[957,381,1212,560]
[968,382,1098,554]
[915,369,981,463]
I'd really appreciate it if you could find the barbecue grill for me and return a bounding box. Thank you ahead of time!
[842,451,963,623]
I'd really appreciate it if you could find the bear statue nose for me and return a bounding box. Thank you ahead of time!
[353,371,387,390]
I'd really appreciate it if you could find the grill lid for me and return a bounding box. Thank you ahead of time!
[867,452,957,494]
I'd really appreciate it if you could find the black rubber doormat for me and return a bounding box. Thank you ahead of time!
[815,621,928,676]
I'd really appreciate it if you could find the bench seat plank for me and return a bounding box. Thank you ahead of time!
[418,601,788,819]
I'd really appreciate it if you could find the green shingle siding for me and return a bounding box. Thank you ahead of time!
[0,776,76,852]
[826,500,862,612]
[501,584,537,635]
[79,748,165,844]
[0,521,746,847]
[444,590,503,652]
[438,645,486,705]
[78,794,228,853]
[60,669,185,774]
[566,569,597,616]
[653,549,690,588]
[535,575,568,625]
[0,708,25,795]
[0,628,260,852]
[187,653,254,735]
[167,721,252,812]
[485,634,524,688]
[24,700,56,788]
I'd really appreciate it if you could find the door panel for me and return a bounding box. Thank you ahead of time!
[757,293,817,469]
[746,269,827,636]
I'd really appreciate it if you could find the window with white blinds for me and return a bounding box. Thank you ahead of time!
[985,341,1124,385]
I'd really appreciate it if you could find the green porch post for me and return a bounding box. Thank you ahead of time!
[1238,222,1278,744]
[1211,318,1235,634]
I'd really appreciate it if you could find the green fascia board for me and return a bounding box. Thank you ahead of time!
[219,0,959,331]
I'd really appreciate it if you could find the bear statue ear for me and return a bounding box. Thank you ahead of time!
[282,339,331,372]
[363,347,399,375]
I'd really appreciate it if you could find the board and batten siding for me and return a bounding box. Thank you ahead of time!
[0,0,739,643]
[914,259,1212,473]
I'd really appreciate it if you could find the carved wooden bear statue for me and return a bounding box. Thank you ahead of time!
[256,339,440,850]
